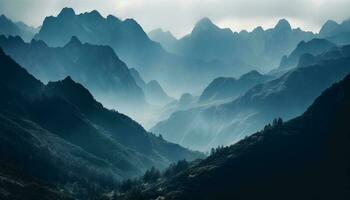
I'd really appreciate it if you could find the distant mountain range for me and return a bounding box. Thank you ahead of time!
[278,38,337,69]
[0,14,38,42]
[33,8,221,95]
[152,18,315,72]
[151,44,350,151]
[152,17,350,73]
[2,10,350,97]
[120,72,350,200]
[0,48,202,198]
[1,7,350,200]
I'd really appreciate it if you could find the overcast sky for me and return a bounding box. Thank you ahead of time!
[1,0,350,37]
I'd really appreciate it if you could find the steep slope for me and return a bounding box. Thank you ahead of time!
[43,77,196,163]
[33,8,222,95]
[0,48,202,197]
[129,68,146,89]
[148,28,177,52]
[144,80,173,106]
[279,38,336,69]
[0,15,38,42]
[319,18,350,44]
[129,72,350,200]
[151,45,350,151]
[129,68,173,106]
[0,113,120,199]
[0,35,147,119]
[198,70,272,104]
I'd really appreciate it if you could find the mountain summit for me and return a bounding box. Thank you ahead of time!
[58,7,75,17]
[274,18,292,31]
[192,17,220,33]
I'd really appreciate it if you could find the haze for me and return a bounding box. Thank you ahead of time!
[1,0,350,37]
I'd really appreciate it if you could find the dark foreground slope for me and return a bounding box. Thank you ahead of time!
[119,73,350,200]
[0,35,146,115]
[0,49,202,198]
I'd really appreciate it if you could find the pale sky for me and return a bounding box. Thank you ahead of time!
[1,0,350,38]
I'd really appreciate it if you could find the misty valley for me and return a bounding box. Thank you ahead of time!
[0,2,350,200]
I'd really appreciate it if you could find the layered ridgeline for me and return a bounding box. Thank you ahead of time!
[33,8,226,96]
[151,17,350,73]
[153,18,315,71]
[130,68,173,106]
[118,72,350,200]
[0,35,151,121]
[0,15,38,42]
[0,48,202,199]
[151,44,350,151]
[319,18,350,44]
[198,70,273,104]
[278,38,337,70]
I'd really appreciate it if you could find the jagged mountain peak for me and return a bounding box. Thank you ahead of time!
[106,14,121,22]
[45,75,102,110]
[319,19,340,37]
[29,38,48,48]
[58,7,75,17]
[323,19,339,27]
[149,28,176,39]
[62,75,74,82]
[0,14,8,20]
[252,26,264,33]
[86,10,102,17]
[67,35,82,46]
[241,70,262,77]
[0,35,24,43]
[192,17,219,33]
[274,18,292,31]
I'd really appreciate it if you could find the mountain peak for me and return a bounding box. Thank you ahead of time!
[107,14,121,22]
[58,7,75,18]
[319,20,339,36]
[252,26,264,33]
[70,36,82,44]
[63,76,74,82]
[0,14,8,20]
[193,17,218,32]
[274,19,292,31]
[324,19,339,27]
[65,36,82,47]
[84,10,103,19]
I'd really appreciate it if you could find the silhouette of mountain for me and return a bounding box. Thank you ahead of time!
[279,38,337,69]
[198,70,272,104]
[0,48,203,198]
[0,15,38,42]
[0,35,148,119]
[319,18,350,45]
[151,45,350,151]
[34,8,233,96]
[166,18,315,72]
[129,68,173,106]
[148,28,177,52]
[174,18,252,73]
[122,73,350,200]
